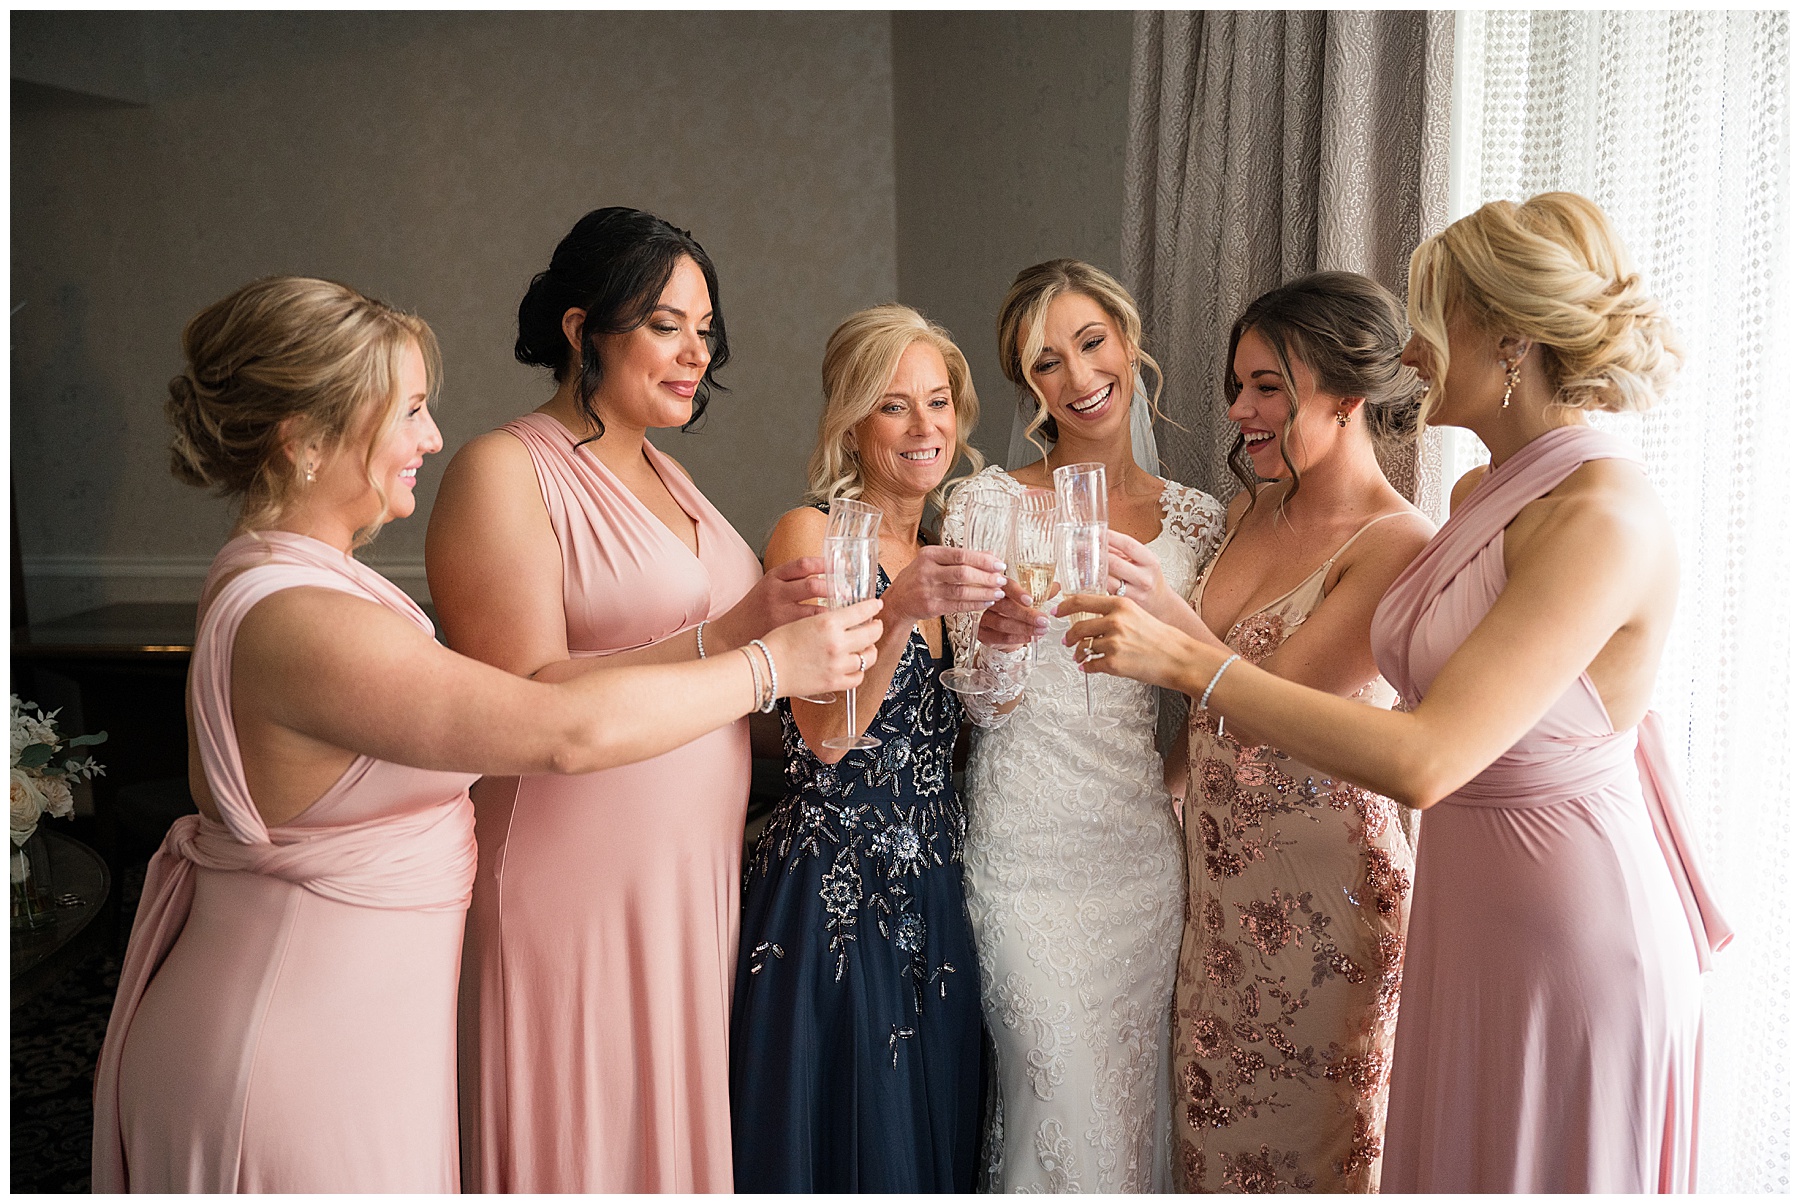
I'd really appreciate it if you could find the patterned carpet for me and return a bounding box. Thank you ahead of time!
[11,864,142,1194]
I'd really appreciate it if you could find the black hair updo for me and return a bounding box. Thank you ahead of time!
[515,207,728,441]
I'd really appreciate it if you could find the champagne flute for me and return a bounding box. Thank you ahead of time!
[799,497,884,704]
[941,495,1016,696]
[1052,460,1109,527]
[820,532,883,751]
[1011,488,1059,669]
[1057,519,1119,731]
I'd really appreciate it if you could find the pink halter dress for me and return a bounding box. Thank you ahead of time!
[91,531,479,1192]
[458,413,763,1192]
[1370,426,1731,1192]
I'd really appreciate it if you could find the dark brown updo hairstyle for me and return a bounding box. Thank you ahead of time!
[1224,271,1419,502]
[514,206,728,443]
[166,275,440,544]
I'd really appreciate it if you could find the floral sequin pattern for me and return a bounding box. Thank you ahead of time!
[1174,545,1416,1194]
[746,564,967,1000]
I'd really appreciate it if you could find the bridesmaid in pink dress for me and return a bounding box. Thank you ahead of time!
[426,208,826,1191]
[1064,193,1731,1192]
[91,276,881,1193]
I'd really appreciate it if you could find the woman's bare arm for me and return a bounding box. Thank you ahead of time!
[1068,465,1673,809]
[425,429,825,682]
[227,585,882,826]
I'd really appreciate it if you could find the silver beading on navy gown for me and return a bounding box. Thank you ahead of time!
[730,548,983,1192]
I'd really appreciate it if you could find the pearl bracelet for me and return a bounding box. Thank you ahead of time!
[1199,653,1239,711]
[695,619,709,660]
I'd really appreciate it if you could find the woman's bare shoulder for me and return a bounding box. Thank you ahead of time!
[765,504,828,561]
[1448,464,1489,515]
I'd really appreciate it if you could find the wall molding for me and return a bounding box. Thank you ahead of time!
[20,554,430,622]
[23,553,428,584]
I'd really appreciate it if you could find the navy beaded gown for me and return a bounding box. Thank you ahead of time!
[730,564,984,1193]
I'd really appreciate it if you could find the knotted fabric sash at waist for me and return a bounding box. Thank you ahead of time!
[91,795,475,1191]
[1439,713,1731,974]
[1443,728,1639,808]
[164,800,477,912]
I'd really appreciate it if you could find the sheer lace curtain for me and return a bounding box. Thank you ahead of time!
[1121,10,1455,509]
[1451,12,1792,1192]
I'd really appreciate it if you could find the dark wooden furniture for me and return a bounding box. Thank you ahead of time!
[13,603,198,925]
[11,829,112,1008]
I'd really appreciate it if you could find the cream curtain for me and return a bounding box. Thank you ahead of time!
[1453,12,1792,1192]
[1121,10,1455,508]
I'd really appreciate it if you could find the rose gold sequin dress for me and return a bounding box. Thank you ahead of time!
[1174,513,1415,1193]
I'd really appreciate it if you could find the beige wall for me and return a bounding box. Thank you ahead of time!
[12,12,897,618]
[892,11,1135,464]
[13,12,1132,621]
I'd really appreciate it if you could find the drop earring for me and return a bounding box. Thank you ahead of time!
[1499,359,1522,410]
[304,462,316,483]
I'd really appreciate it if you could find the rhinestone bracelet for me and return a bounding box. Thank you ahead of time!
[748,638,778,713]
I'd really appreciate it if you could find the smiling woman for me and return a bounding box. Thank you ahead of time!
[425,208,868,1193]
[730,304,999,1193]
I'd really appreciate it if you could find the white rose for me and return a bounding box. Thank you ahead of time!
[40,775,74,820]
[11,768,46,847]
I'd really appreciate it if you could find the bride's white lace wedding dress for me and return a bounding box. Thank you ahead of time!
[942,467,1225,1192]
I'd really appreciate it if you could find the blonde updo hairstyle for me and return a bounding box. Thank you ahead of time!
[1407,191,1682,420]
[166,276,441,545]
[804,304,984,515]
[996,258,1165,457]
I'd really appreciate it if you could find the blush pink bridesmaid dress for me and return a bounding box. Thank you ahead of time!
[91,531,479,1192]
[1371,426,1732,1192]
[458,413,763,1192]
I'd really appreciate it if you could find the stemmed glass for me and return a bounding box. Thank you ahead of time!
[820,531,883,751]
[1011,488,1059,670]
[798,498,884,704]
[940,495,1017,696]
[1051,462,1117,730]
[1052,461,1109,527]
[1057,520,1119,730]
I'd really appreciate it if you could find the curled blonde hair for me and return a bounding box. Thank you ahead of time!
[995,259,1166,459]
[166,276,441,546]
[804,304,985,515]
[1407,191,1682,420]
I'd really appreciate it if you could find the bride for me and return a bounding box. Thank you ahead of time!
[941,260,1224,1191]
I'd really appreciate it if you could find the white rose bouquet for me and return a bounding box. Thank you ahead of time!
[11,696,106,878]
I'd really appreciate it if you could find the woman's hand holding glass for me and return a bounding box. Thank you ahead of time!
[1056,592,1208,696]
[820,534,884,750]
[761,597,885,702]
[797,497,885,703]
[941,496,1018,696]
[1056,519,1120,730]
[977,580,1055,651]
[881,545,1010,628]
[1099,529,1191,627]
[711,556,829,651]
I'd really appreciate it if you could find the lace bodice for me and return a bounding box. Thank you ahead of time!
[940,467,1226,728]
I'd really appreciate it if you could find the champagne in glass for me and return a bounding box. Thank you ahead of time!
[1012,487,1059,669]
[820,533,882,751]
[800,497,883,704]
[1014,562,1055,603]
[942,495,1016,696]
[1057,520,1119,731]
